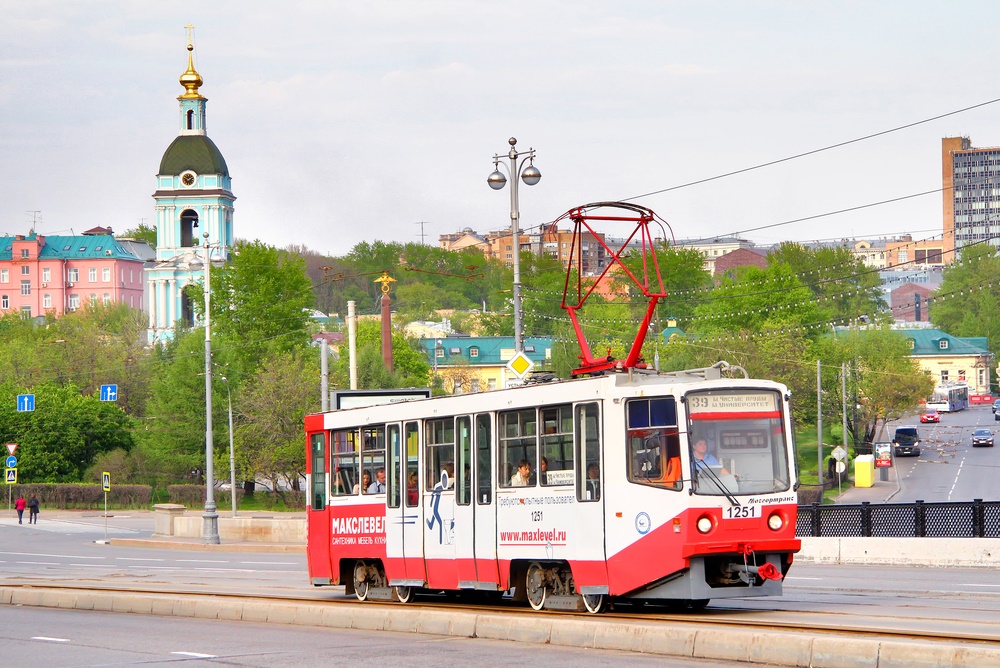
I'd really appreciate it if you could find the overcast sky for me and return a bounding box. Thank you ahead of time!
[3,2,1000,256]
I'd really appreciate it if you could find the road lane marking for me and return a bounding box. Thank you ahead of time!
[33,637,70,642]
[172,652,216,658]
[114,557,165,562]
[0,551,104,559]
[176,559,229,563]
[240,561,298,565]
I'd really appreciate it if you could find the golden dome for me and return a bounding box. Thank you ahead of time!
[179,43,204,99]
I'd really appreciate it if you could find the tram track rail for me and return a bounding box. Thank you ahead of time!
[3,579,999,652]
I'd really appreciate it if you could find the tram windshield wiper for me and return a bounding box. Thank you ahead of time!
[696,464,741,507]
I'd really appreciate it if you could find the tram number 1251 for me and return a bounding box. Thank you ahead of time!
[724,505,761,520]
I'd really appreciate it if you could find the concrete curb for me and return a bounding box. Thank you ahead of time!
[4,587,999,667]
[797,537,1000,568]
[108,537,304,553]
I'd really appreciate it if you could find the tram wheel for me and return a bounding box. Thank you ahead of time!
[394,585,414,604]
[353,561,370,602]
[525,562,547,611]
[581,593,607,614]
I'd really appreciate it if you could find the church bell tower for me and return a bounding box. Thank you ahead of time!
[146,27,235,342]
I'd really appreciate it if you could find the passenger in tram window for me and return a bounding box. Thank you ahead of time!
[368,467,387,494]
[332,468,350,495]
[443,462,455,488]
[586,462,600,499]
[354,470,372,495]
[540,456,548,485]
[407,470,419,505]
[692,438,730,475]
[509,459,532,486]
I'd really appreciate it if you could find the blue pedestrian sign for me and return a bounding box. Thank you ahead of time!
[5,468,16,484]
[5,455,15,468]
[100,384,118,402]
[16,394,34,412]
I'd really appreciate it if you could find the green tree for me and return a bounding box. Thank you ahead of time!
[0,381,134,483]
[119,222,157,249]
[233,348,319,497]
[817,328,935,446]
[931,243,1000,364]
[768,243,887,324]
[690,263,824,336]
[198,240,316,376]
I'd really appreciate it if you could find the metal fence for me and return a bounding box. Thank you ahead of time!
[796,499,1000,538]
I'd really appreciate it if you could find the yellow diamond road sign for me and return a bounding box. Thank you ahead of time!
[507,351,534,379]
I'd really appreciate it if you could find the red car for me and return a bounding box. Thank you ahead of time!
[920,409,940,423]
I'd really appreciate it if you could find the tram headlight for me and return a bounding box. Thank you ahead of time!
[767,512,784,531]
[696,515,714,534]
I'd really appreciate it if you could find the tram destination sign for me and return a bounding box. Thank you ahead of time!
[687,392,778,415]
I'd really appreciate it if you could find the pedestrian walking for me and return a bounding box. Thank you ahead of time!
[26,494,39,524]
[14,494,26,524]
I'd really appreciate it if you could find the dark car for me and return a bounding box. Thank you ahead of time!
[920,409,940,423]
[972,428,994,447]
[993,399,1000,414]
[893,426,921,457]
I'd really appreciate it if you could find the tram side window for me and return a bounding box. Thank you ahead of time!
[499,408,537,487]
[540,404,574,486]
[387,424,401,508]
[575,403,601,501]
[309,432,326,510]
[405,421,420,507]
[457,416,472,505]
[425,417,456,490]
[360,426,386,494]
[625,397,682,491]
[476,413,493,504]
[330,429,359,496]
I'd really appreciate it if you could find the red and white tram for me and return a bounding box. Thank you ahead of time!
[305,363,800,612]
[305,203,799,612]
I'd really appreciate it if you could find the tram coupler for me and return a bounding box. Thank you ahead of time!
[726,562,781,583]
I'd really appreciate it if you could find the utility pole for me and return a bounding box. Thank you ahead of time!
[414,221,430,245]
[817,359,824,487]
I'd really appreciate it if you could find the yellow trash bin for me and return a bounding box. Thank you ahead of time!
[854,455,875,488]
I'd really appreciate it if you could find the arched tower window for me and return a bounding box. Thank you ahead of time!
[180,209,199,247]
[181,290,195,327]
[186,109,194,130]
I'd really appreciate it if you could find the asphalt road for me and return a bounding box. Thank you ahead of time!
[885,405,1000,502]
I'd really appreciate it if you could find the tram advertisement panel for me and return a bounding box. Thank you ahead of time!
[328,504,387,554]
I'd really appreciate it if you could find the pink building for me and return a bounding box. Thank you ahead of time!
[0,233,147,318]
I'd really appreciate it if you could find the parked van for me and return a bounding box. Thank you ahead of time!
[892,426,921,457]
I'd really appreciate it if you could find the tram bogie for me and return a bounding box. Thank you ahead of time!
[305,366,801,613]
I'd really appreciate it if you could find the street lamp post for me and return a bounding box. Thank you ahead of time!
[220,375,237,517]
[195,231,220,544]
[488,137,541,353]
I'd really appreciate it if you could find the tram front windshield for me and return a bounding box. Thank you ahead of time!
[685,388,791,496]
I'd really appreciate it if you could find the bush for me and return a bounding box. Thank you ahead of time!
[8,483,152,509]
[166,484,243,509]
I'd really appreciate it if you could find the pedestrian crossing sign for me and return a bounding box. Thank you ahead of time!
[5,468,16,484]
[103,471,111,492]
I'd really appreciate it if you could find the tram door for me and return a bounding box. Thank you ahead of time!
[423,416,457,588]
[452,416,477,587]
[306,430,333,584]
[399,421,426,585]
[473,413,499,586]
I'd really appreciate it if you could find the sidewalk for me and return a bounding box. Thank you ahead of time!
[2,508,306,553]
[833,465,900,504]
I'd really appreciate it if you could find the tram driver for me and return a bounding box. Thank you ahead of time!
[692,438,730,475]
